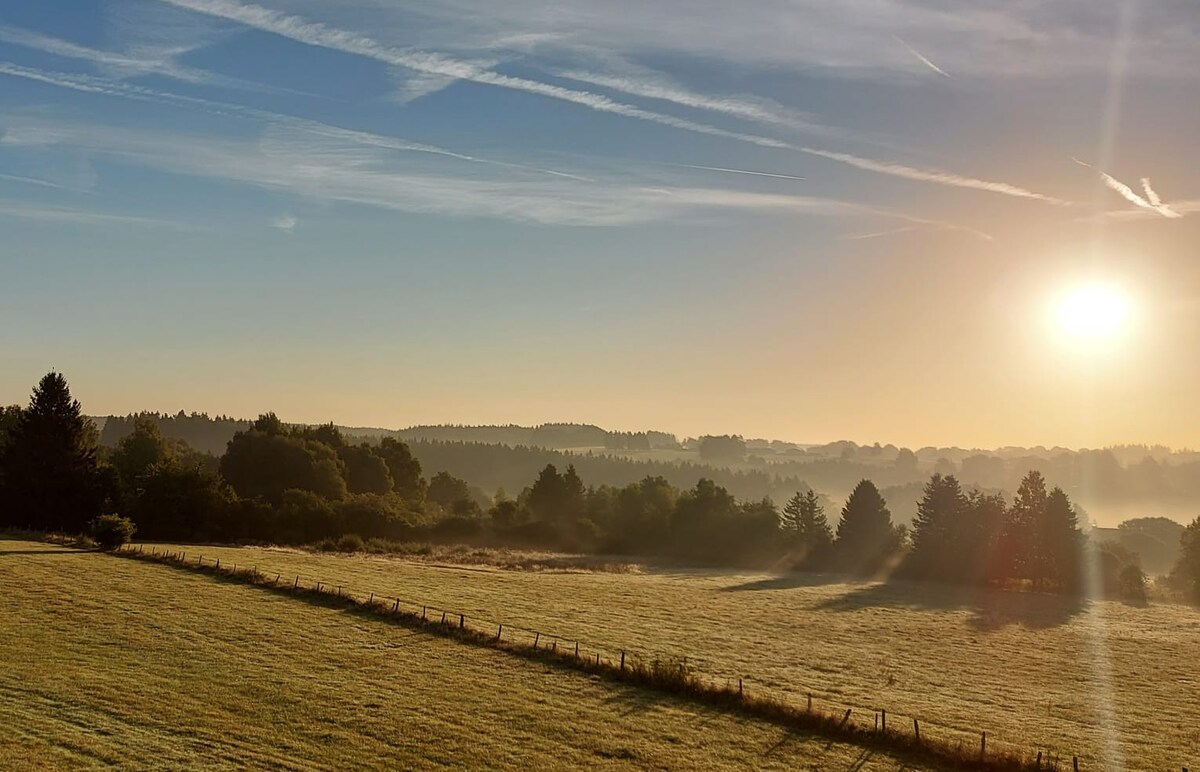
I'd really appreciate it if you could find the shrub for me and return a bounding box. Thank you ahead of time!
[1118,564,1148,602]
[336,533,365,553]
[89,514,137,551]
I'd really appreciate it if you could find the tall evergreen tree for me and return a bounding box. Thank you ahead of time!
[907,474,967,579]
[834,479,896,573]
[781,491,804,533]
[0,373,108,532]
[1039,487,1083,592]
[795,489,833,563]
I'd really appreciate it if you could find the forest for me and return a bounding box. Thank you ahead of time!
[3,372,1199,602]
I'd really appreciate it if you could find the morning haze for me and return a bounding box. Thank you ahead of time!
[1,0,1197,769]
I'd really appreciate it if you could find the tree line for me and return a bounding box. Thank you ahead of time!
[2,373,1198,602]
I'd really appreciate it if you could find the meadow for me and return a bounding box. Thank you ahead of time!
[0,538,929,771]
[135,541,1199,770]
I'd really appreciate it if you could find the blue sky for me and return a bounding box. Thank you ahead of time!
[2,0,1198,447]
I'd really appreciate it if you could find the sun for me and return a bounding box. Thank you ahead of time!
[1056,283,1130,342]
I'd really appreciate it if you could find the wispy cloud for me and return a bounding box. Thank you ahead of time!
[0,171,69,190]
[0,60,591,183]
[0,199,194,228]
[148,0,1066,206]
[152,0,792,148]
[0,23,268,92]
[271,213,297,232]
[893,35,950,78]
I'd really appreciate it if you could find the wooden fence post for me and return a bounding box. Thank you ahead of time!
[215,558,219,568]
[1036,751,1042,768]
[575,642,579,657]
[393,599,400,613]
[807,693,812,712]
[459,614,464,629]
[595,653,600,666]
[913,718,920,743]
[551,641,557,653]
[981,732,986,758]
[1073,757,1078,772]
[738,678,743,696]
[440,611,446,625]
[293,576,299,590]
[533,632,540,649]
[422,606,427,621]
[496,625,502,641]
[368,593,373,604]
[841,709,852,727]
[620,651,625,670]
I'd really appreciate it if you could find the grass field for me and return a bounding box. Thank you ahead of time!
[0,538,933,770]
[129,541,1200,770]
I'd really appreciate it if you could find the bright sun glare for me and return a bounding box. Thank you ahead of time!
[1057,283,1130,342]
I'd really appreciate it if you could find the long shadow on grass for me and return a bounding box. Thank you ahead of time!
[0,548,86,556]
[812,579,1086,631]
[719,572,851,592]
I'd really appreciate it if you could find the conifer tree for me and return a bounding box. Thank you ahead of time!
[834,479,896,573]
[0,373,108,532]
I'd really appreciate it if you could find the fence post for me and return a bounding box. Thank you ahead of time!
[841,709,852,726]
[1036,751,1042,768]
[316,582,322,592]
[981,732,986,758]
[551,641,557,653]
[459,614,464,629]
[881,709,886,733]
[595,653,600,666]
[913,718,920,744]
[293,576,299,590]
[496,625,502,641]
[1073,757,1079,772]
[534,633,540,649]
[274,574,280,585]
[215,558,220,569]
[393,599,400,613]
[620,651,625,670]
[738,678,743,697]
[807,693,812,712]
[368,593,373,604]
[575,642,579,657]
[422,606,427,621]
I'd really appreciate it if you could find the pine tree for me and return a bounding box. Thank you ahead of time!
[1040,487,1083,592]
[797,489,833,560]
[907,474,966,580]
[781,491,803,533]
[834,479,896,573]
[0,373,108,532]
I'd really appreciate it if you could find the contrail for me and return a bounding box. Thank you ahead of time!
[673,164,806,181]
[151,0,1069,205]
[893,35,951,78]
[152,0,790,149]
[798,146,1068,204]
[1141,178,1163,207]
[0,61,592,183]
[1100,171,1180,218]
[0,171,68,189]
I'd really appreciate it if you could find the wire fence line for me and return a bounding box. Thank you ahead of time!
[115,542,1159,771]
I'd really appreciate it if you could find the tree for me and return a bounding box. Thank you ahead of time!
[0,373,109,532]
[782,489,833,563]
[219,424,347,503]
[1039,486,1083,592]
[834,479,897,573]
[0,405,21,450]
[427,471,472,510]
[1170,516,1200,603]
[338,444,393,495]
[906,474,966,579]
[89,514,136,550]
[994,470,1048,586]
[376,437,424,502]
[526,464,570,521]
[129,462,237,541]
[110,415,177,492]
[698,435,747,463]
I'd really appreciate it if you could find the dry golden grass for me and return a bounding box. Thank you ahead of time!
[0,538,932,770]
[136,541,1200,770]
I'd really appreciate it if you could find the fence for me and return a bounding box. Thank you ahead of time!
[110,542,1181,772]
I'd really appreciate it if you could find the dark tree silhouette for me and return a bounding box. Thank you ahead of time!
[376,437,424,502]
[1171,516,1200,602]
[0,373,109,532]
[782,489,833,563]
[835,479,897,573]
[906,474,967,579]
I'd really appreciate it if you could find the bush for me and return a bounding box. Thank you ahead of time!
[1118,564,1148,602]
[336,533,365,553]
[89,514,136,551]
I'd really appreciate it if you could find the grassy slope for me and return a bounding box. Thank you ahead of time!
[140,543,1199,770]
[0,540,927,771]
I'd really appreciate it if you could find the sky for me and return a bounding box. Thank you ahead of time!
[1,0,1198,449]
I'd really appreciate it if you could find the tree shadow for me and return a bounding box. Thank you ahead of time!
[720,572,851,592]
[0,547,85,555]
[813,578,1087,631]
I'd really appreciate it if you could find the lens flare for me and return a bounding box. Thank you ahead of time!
[1057,284,1130,342]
